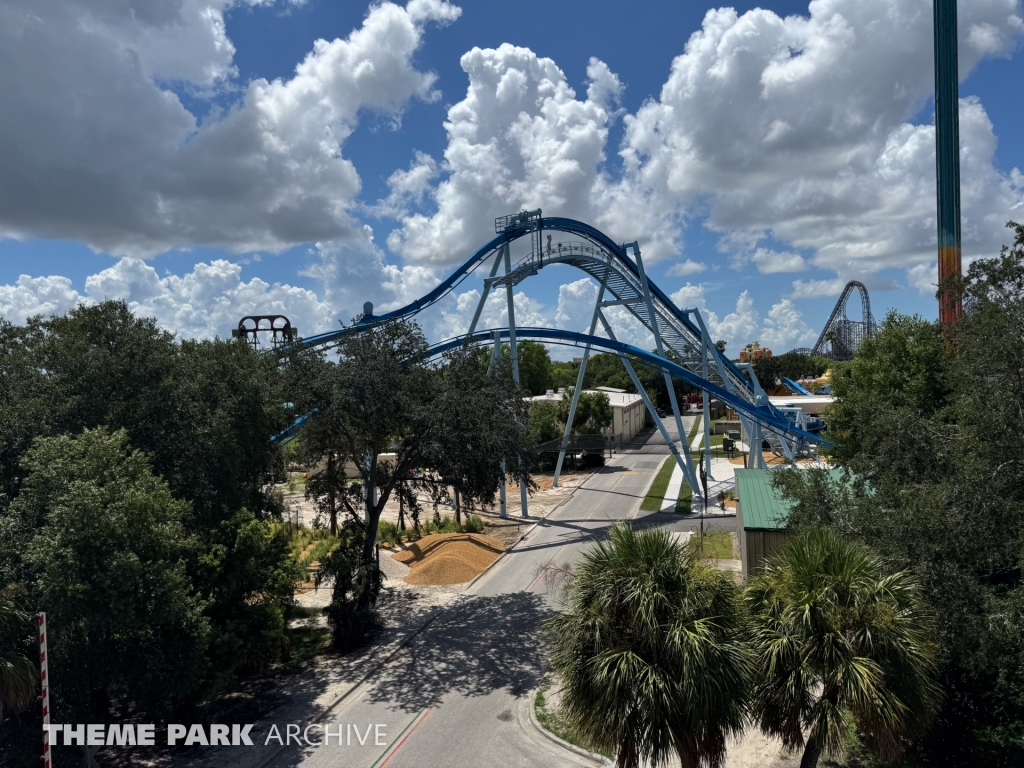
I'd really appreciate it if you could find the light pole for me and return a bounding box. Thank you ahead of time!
[698,449,707,545]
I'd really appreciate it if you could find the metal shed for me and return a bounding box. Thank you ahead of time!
[735,468,843,578]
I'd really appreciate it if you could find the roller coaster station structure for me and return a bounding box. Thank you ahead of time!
[259,211,826,518]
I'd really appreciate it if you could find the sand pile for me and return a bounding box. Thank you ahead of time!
[393,533,505,586]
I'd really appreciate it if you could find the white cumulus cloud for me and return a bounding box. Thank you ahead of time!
[667,259,709,277]
[670,283,819,353]
[0,275,84,324]
[621,0,1024,273]
[0,0,460,256]
[386,48,682,265]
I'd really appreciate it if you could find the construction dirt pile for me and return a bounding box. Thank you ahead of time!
[393,533,505,586]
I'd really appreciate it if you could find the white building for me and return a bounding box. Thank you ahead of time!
[525,386,648,441]
[767,395,834,416]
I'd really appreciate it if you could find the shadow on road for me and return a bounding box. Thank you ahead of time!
[363,591,550,713]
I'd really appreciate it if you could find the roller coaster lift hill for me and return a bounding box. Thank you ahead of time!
[256,212,827,516]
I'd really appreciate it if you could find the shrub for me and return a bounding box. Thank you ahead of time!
[377,520,401,547]
[462,514,485,533]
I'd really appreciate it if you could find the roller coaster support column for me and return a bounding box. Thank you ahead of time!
[687,308,724,479]
[486,329,502,376]
[628,242,693,478]
[734,362,773,469]
[552,280,607,487]
[484,329,508,518]
[597,312,703,504]
[502,244,529,519]
[749,396,767,469]
[468,250,504,336]
[701,327,713,480]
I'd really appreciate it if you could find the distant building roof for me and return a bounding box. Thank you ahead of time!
[524,388,642,408]
[590,389,643,407]
[768,395,834,407]
[735,468,844,531]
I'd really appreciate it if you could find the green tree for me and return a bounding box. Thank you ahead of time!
[751,353,782,390]
[583,352,693,410]
[510,341,552,396]
[0,589,37,721]
[0,302,301,760]
[772,351,831,382]
[772,223,1024,768]
[824,311,947,467]
[557,389,613,435]
[0,302,288,527]
[545,524,750,768]
[482,341,554,395]
[550,360,579,390]
[5,428,209,722]
[583,352,634,391]
[528,401,563,446]
[746,529,940,768]
[290,320,533,647]
[198,509,300,679]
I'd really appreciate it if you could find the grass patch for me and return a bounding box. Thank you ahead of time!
[678,481,693,514]
[640,457,676,511]
[534,686,613,760]
[641,458,696,514]
[687,415,702,441]
[689,531,734,560]
[281,623,331,670]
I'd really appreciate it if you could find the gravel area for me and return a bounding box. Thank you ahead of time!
[277,468,594,535]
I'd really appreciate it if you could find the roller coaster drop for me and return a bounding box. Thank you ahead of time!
[275,211,824,514]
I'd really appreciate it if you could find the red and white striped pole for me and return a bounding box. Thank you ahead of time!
[37,612,51,768]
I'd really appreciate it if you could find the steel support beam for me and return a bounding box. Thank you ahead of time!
[484,328,508,518]
[598,311,703,503]
[503,244,529,519]
[468,251,504,337]
[629,242,694,488]
[553,280,607,487]
[486,329,502,376]
[700,327,713,479]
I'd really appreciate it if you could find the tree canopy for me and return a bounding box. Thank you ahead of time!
[6,429,209,722]
[545,524,750,768]
[746,529,940,768]
[288,319,533,647]
[775,222,1024,766]
[0,301,298,759]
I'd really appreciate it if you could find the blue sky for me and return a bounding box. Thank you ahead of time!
[1,0,1022,355]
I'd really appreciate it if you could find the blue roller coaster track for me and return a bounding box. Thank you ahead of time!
[270,211,826,506]
[291,213,754,397]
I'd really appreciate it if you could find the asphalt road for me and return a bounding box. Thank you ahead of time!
[267,432,737,768]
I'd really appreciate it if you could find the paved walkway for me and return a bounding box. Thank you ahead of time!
[182,428,750,768]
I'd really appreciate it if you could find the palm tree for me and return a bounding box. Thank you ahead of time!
[0,593,38,721]
[745,529,941,768]
[544,523,751,768]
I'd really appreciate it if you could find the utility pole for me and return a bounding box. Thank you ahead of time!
[934,0,962,322]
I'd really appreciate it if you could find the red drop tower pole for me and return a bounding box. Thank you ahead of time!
[934,0,962,322]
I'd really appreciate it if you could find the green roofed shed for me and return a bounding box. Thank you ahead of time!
[734,468,844,578]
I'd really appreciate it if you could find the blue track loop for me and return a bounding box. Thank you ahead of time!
[283,217,744,390]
